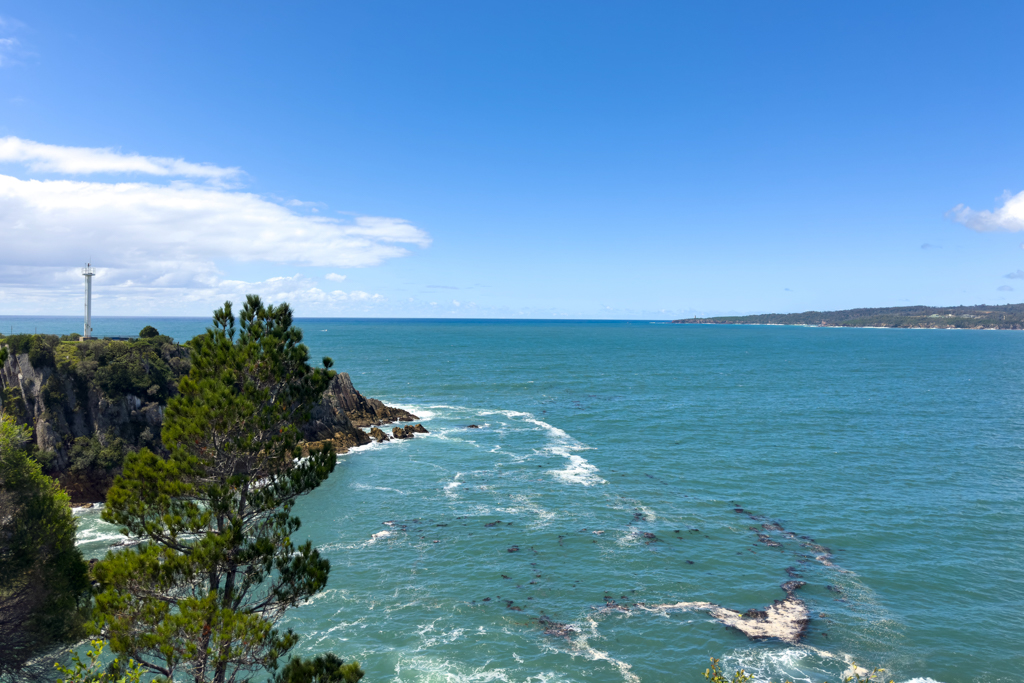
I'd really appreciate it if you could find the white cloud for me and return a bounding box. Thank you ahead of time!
[0,174,429,270]
[948,190,1024,232]
[0,16,23,67]
[0,269,386,316]
[325,273,347,282]
[0,136,241,183]
[1005,270,1024,279]
[998,285,1014,291]
[0,138,430,314]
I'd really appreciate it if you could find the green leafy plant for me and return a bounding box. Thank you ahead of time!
[704,657,754,683]
[54,639,145,683]
[703,656,893,683]
[0,415,90,681]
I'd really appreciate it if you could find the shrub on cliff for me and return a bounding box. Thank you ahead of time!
[92,295,358,682]
[55,336,187,405]
[68,433,131,473]
[4,334,59,368]
[0,415,90,682]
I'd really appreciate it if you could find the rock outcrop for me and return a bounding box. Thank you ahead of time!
[320,372,417,427]
[1,337,418,502]
[390,423,429,440]
[0,335,189,501]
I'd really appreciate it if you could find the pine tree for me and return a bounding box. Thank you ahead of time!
[0,415,90,682]
[93,296,356,683]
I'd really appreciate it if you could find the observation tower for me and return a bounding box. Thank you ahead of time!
[82,263,95,339]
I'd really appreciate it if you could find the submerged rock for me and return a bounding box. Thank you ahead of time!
[538,615,578,638]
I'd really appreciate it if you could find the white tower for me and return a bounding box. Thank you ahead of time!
[82,263,95,339]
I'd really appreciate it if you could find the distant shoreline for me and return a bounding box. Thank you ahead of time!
[673,303,1024,330]
[678,321,1015,330]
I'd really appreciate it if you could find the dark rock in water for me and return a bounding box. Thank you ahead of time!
[744,608,768,619]
[642,532,657,541]
[757,534,782,547]
[733,508,745,513]
[781,580,807,593]
[368,426,390,443]
[466,424,480,429]
[762,522,784,531]
[826,584,843,593]
[484,520,501,527]
[785,567,802,578]
[686,560,695,565]
[507,545,520,553]
[538,615,578,639]
[391,424,428,439]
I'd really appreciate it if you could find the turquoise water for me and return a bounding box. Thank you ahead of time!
[17,317,1020,683]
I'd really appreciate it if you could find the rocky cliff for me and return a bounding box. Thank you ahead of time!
[301,372,418,453]
[0,334,416,502]
[317,372,418,428]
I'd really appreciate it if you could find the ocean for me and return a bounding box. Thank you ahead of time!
[9,316,1021,683]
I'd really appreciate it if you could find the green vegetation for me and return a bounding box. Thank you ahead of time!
[68,433,133,473]
[0,415,90,682]
[702,657,893,683]
[0,330,190,476]
[272,654,364,683]
[92,296,359,682]
[54,640,144,683]
[675,303,1024,329]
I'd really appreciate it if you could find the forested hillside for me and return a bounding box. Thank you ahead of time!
[673,303,1024,329]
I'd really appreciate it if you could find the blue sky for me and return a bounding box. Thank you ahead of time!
[1,1,1023,319]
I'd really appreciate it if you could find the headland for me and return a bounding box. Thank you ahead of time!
[673,303,1024,329]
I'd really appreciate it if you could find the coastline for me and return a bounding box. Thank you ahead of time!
[676,321,1017,330]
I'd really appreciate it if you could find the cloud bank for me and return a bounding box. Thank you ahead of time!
[948,190,1024,232]
[0,138,430,314]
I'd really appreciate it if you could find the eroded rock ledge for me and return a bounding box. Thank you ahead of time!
[624,582,810,644]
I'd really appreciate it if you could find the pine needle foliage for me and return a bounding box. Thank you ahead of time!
[92,296,342,683]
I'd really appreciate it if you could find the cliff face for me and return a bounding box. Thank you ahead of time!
[0,335,191,500]
[0,336,416,502]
